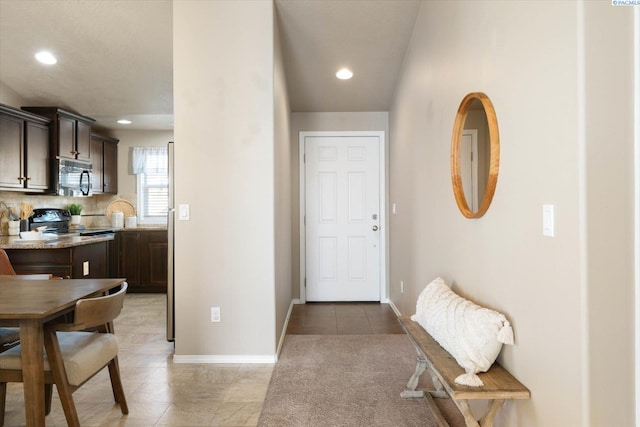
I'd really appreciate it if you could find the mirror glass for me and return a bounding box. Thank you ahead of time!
[450,93,499,218]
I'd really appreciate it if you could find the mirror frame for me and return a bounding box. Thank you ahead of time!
[450,92,500,218]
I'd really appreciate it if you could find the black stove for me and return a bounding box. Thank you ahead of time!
[29,208,114,236]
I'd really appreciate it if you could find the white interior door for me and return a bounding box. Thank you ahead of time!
[460,129,479,211]
[304,135,381,301]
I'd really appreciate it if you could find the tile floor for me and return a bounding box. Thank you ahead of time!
[286,302,404,335]
[2,296,402,426]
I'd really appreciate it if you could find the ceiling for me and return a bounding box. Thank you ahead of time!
[0,0,420,131]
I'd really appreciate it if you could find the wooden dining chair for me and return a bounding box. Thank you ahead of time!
[0,282,129,427]
[0,249,16,275]
[0,251,60,354]
[0,273,53,354]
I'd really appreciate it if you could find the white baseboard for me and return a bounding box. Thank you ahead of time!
[276,299,297,360]
[387,299,402,317]
[173,354,276,364]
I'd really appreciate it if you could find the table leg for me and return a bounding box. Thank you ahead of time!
[20,319,45,427]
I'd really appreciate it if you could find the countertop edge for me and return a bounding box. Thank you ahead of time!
[0,234,114,250]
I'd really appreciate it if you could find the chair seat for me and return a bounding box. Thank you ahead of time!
[0,328,20,349]
[0,332,118,386]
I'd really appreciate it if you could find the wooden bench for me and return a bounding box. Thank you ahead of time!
[399,315,530,427]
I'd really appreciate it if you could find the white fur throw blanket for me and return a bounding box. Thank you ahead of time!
[411,277,514,387]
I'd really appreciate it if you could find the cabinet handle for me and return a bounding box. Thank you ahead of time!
[17,176,25,182]
[25,177,31,181]
[71,150,78,155]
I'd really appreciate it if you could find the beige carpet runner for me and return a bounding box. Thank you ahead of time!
[258,334,441,426]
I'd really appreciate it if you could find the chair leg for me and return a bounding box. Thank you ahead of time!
[0,382,6,427]
[43,328,80,427]
[44,384,53,415]
[107,357,128,414]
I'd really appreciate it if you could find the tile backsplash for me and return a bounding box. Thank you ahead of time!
[0,191,137,235]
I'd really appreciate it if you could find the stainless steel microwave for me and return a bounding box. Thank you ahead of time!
[57,159,93,197]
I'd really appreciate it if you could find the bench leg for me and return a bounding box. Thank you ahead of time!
[455,399,506,427]
[401,353,427,398]
[479,399,505,427]
[456,399,480,427]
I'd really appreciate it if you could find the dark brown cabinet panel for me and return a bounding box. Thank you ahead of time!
[102,139,118,193]
[76,120,91,161]
[24,120,50,190]
[72,242,108,278]
[0,104,51,192]
[21,106,94,161]
[6,241,109,279]
[142,231,168,290]
[109,230,167,293]
[90,137,103,193]
[119,231,141,287]
[90,133,118,194]
[58,115,75,159]
[0,112,23,190]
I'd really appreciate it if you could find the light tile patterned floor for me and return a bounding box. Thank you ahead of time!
[3,296,403,426]
[2,294,273,426]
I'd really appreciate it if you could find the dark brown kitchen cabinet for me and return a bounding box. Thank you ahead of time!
[5,241,109,279]
[109,230,167,293]
[0,104,51,192]
[90,133,119,194]
[21,106,94,161]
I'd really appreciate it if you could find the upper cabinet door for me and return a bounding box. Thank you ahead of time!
[0,105,51,192]
[58,115,76,159]
[102,140,118,194]
[90,136,104,193]
[76,120,91,161]
[24,121,50,190]
[0,113,25,189]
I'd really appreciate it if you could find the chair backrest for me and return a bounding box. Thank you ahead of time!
[55,282,128,332]
[0,273,53,280]
[0,249,16,275]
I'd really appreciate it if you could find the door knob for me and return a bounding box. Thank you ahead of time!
[372,225,379,231]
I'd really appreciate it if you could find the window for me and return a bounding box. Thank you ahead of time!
[132,147,168,224]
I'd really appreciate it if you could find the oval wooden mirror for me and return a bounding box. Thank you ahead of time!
[450,92,500,218]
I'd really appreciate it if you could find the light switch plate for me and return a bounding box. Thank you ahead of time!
[211,307,221,323]
[543,204,555,237]
[179,204,190,221]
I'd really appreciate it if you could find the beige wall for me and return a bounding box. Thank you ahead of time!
[389,1,635,426]
[290,112,389,299]
[173,0,277,358]
[274,10,293,350]
[0,81,26,107]
[582,3,635,425]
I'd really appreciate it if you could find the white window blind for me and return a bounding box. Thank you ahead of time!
[133,147,168,224]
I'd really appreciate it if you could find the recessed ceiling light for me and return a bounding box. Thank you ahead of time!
[117,119,132,125]
[35,51,57,65]
[336,68,353,80]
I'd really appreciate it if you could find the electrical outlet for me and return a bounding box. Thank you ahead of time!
[211,307,221,323]
[401,280,404,294]
[83,261,89,276]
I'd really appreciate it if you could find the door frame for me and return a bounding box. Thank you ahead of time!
[299,131,387,303]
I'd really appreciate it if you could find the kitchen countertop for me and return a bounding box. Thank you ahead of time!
[0,234,114,250]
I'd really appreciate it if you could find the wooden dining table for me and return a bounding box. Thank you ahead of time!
[0,277,126,426]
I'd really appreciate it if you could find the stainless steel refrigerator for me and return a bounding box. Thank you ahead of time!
[167,141,175,342]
